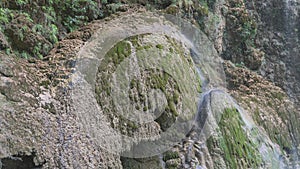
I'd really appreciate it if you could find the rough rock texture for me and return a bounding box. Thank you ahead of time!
[224,61,299,165]
[249,0,300,143]
[0,19,122,168]
[211,0,300,166]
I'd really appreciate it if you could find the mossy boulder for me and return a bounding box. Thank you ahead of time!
[95,33,201,136]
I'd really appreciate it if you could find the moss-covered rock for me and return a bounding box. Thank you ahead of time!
[95,33,200,136]
[224,61,296,155]
[206,108,262,169]
[219,108,262,168]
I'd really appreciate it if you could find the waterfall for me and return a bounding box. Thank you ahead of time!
[186,87,286,168]
[284,0,299,98]
[283,0,300,167]
[159,154,166,169]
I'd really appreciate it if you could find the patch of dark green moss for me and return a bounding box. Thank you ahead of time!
[40,80,51,88]
[107,41,131,64]
[165,36,195,67]
[127,121,138,130]
[206,135,215,152]
[219,108,262,168]
[163,150,181,169]
[125,33,158,51]
[96,39,132,92]
[118,116,139,135]
[163,151,180,161]
[95,37,142,136]
[129,33,152,47]
[173,91,180,104]
[156,44,164,49]
[121,156,162,169]
[128,69,181,131]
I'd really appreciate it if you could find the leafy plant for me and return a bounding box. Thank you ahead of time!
[33,42,43,59]
[21,51,29,59]
[15,0,29,6]
[163,151,180,161]
[0,8,13,31]
[49,24,58,43]
[241,20,257,47]
[0,0,104,58]
[58,0,102,32]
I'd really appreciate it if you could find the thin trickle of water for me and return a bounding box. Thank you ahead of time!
[157,10,295,167]
[195,67,209,91]
[283,0,300,167]
[181,75,286,168]
[196,165,204,169]
[159,154,166,169]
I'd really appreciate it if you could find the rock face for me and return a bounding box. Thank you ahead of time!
[252,0,300,101]
[0,26,121,169]
[0,0,299,169]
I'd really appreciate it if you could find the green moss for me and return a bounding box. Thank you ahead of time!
[106,41,131,64]
[271,92,285,101]
[139,93,145,102]
[131,36,140,47]
[163,151,180,161]
[95,33,199,136]
[206,136,214,152]
[219,108,262,168]
[127,121,138,130]
[129,33,152,49]
[130,79,136,89]
[168,101,178,116]
[165,5,179,15]
[196,6,209,16]
[139,45,152,51]
[196,75,202,93]
[156,44,164,49]
[173,91,180,104]
[40,80,51,88]
[147,70,180,130]
[274,130,291,152]
[135,104,141,110]
[127,69,181,131]
[149,72,168,90]
[94,38,136,135]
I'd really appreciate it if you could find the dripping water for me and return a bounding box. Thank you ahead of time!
[159,154,166,169]
[283,0,300,167]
